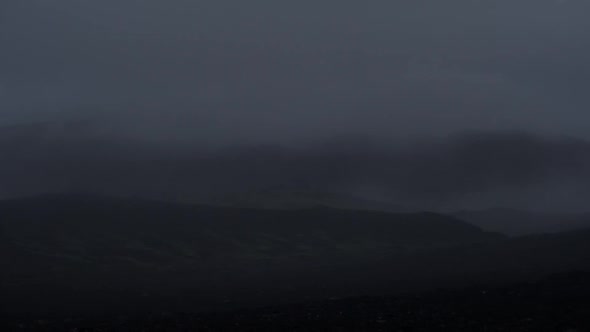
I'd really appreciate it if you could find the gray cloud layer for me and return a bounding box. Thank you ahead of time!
[2,0,590,144]
[2,124,590,211]
[2,1,590,210]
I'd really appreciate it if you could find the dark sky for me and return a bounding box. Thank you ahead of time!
[2,0,590,145]
[2,1,590,211]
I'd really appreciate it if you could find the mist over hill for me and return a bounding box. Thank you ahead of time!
[2,124,590,213]
[454,208,590,236]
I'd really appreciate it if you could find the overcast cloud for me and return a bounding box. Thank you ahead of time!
[2,1,590,209]
[2,0,590,144]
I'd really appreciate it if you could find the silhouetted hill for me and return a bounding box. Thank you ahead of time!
[0,194,496,265]
[207,189,413,212]
[3,194,590,315]
[454,208,590,235]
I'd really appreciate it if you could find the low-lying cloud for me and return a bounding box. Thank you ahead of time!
[2,125,590,212]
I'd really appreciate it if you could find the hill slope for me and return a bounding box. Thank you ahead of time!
[454,208,590,236]
[4,195,590,314]
[0,194,497,265]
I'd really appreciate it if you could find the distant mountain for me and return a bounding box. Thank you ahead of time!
[3,126,590,212]
[0,195,498,296]
[0,194,495,264]
[3,195,590,314]
[207,189,413,213]
[453,208,590,236]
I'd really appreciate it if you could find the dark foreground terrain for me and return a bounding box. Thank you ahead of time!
[2,271,589,331]
[3,195,590,331]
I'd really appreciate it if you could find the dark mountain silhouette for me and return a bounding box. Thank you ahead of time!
[207,189,412,212]
[454,208,590,236]
[0,194,496,264]
[3,194,590,315]
[0,194,503,313]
